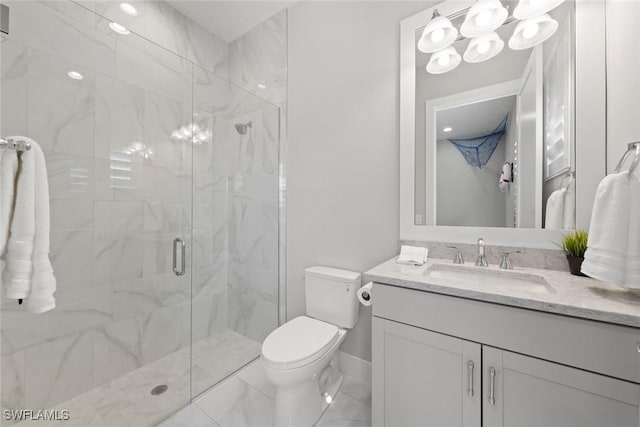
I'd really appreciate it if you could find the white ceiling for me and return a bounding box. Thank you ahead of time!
[166,1,295,43]
[436,95,516,140]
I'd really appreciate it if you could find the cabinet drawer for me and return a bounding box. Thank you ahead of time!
[373,283,640,383]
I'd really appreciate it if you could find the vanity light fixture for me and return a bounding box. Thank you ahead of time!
[443,126,453,132]
[420,0,565,74]
[513,0,565,20]
[119,2,138,16]
[427,46,462,74]
[460,0,508,38]
[508,14,558,50]
[109,22,130,35]
[417,10,458,53]
[464,31,504,63]
[67,70,84,80]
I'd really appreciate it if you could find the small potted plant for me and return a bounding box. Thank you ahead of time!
[561,230,588,276]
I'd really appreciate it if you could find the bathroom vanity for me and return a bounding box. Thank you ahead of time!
[366,258,640,427]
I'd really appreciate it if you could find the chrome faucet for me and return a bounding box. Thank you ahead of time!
[475,238,488,267]
[446,246,464,264]
[499,250,525,270]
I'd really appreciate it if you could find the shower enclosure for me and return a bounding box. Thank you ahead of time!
[0,1,280,425]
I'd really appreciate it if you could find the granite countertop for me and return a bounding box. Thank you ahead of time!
[364,257,640,328]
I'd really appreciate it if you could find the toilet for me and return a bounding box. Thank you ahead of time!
[261,266,361,427]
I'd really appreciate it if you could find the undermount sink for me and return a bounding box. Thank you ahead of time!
[423,263,555,294]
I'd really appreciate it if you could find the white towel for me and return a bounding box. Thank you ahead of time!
[498,162,511,193]
[3,141,36,300]
[0,149,19,260]
[2,137,56,313]
[27,141,56,313]
[397,245,428,266]
[545,188,566,229]
[563,183,576,230]
[624,174,640,288]
[581,172,631,284]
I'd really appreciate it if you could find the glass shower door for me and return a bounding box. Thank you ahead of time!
[0,1,193,425]
[189,65,281,397]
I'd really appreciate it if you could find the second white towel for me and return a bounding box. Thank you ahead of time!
[545,188,566,229]
[581,172,631,285]
[624,174,640,288]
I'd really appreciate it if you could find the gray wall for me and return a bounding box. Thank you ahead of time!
[287,1,427,361]
[436,136,507,228]
[606,0,640,173]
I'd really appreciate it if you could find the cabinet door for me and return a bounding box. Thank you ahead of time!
[372,317,481,427]
[483,346,640,427]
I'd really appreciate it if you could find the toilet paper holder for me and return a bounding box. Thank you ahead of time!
[357,282,374,306]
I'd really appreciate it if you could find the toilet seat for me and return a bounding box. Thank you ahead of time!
[262,316,339,370]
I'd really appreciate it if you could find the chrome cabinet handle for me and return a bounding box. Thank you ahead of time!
[637,341,640,353]
[172,237,186,276]
[466,360,474,397]
[489,367,496,405]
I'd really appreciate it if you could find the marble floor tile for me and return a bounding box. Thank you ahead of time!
[338,376,372,407]
[162,360,372,427]
[12,333,370,427]
[235,360,276,399]
[14,329,261,427]
[195,376,274,427]
[315,393,372,427]
[158,404,220,427]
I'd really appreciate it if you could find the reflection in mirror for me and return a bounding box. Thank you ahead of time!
[414,0,575,229]
[436,96,517,227]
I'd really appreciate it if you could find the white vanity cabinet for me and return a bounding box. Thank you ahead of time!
[372,317,481,427]
[372,283,640,427]
[482,347,640,427]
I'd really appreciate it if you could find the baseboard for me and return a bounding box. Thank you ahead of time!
[338,351,371,384]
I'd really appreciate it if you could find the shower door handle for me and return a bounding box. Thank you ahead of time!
[172,237,186,276]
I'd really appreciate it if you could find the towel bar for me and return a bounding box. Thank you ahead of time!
[0,137,31,152]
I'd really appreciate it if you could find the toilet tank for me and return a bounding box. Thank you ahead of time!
[305,266,361,329]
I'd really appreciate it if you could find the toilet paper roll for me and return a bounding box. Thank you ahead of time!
[357,282,373,307]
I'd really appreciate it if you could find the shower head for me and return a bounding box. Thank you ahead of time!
[234,121,254,135]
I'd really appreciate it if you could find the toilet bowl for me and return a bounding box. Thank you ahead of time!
[262,316,346,426]
[261,266,361,427]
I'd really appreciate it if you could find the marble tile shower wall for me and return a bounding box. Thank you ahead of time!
[227,11,287,340]
[0,0,253,421]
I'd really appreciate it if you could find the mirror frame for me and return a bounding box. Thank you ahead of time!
[399,0,607,248]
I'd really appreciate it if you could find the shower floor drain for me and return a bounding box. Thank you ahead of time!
[151,384,168,396]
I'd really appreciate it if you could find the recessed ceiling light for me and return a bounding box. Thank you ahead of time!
[257,84,267,89]
[119,2,138,16]
[67,70,84,80]
[443,126,453,132]
[109,22,130,35]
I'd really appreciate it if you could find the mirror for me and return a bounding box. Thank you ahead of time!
[399,0,607,248]
[413,1,575,229]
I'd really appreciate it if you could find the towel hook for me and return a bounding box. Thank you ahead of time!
[627,142,640,178]
[614,141,640,175]
[0,137,31,152]
[560,170,575,191]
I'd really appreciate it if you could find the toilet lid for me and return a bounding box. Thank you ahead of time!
[262,316,339,369]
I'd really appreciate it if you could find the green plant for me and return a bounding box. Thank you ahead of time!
[561,230,589,257]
